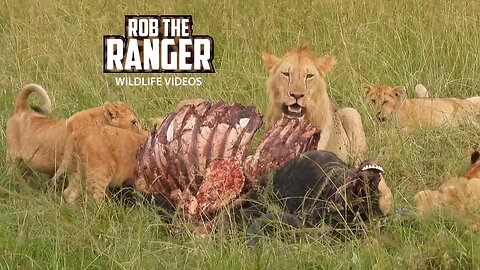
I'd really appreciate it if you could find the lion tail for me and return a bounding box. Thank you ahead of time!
[414,84,429,98]
[13,84,52,115]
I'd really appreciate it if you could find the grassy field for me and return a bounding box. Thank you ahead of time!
[2,0,480,268]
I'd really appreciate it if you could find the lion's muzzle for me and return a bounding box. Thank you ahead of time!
[282,103,306,118]
[376,112,387,122]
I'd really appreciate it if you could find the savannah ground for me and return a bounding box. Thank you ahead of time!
[1,0,480,269]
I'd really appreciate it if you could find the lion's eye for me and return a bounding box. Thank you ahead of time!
[306,74,314,79]
[370,99,375,103]
[382,100,389,105]
[281,72,290,78]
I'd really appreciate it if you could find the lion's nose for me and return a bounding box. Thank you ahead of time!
[376,112,386,122]
[289,92,304,100]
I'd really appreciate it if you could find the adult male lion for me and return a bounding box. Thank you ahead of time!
[262,44,367,165]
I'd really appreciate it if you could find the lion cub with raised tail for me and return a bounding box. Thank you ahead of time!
[363,84,480,132]
[6,84,143,180]
[60,125,148,203]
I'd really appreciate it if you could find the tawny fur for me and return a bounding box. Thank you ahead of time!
[6,84,143,178]
[61,125,148,203]
[414,177,480,229]
[262,44,367,165]
[414,151,480,229]
[364,84,480,132]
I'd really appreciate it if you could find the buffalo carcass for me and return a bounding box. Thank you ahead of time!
[133,101,320,223]
[245,150,393,246]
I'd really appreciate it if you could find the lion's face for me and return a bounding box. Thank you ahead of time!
[262,45,336,124]
[363,84,406,122]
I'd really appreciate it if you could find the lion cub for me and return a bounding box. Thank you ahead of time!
[6,84,142,179]
[414,150,480,228]
[61,125,148,203]
[363,84,480,132]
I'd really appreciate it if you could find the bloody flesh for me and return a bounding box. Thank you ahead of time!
[133,101,320,222]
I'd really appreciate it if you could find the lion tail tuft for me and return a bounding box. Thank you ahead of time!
[13,84,52,115]
[414,84,429,98]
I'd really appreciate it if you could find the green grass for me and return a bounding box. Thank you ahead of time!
[2,0,480,268]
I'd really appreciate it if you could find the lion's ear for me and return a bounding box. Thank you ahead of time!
[471,150,480,164]
[103,102,119,122]
[361,83,375,96]
[393,86,406,98]
[316,55,336,75]
[262,52,280,72]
